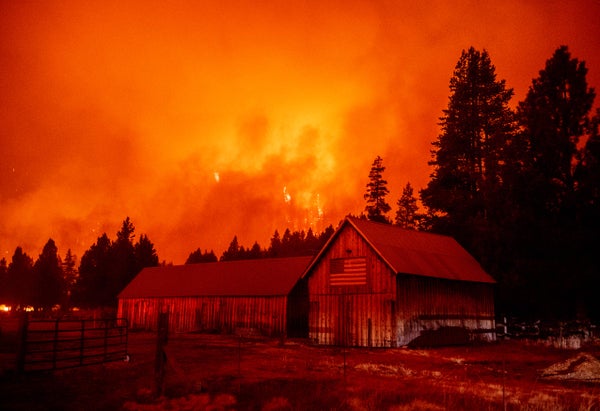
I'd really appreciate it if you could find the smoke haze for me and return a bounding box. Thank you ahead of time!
[1,1,599,263]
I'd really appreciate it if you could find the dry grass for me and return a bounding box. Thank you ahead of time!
[1,330,599,410]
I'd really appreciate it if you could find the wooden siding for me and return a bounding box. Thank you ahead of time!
[396,275,495,346]
[308,225,397,347]
[118,296,288,336]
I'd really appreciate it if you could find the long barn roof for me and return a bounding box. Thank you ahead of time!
[118,256,313,299]
[304,217,495,284]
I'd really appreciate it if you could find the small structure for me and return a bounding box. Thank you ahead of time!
[117,256,312,337]
[302,217,495,347]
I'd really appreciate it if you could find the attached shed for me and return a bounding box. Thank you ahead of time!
[118,256,312,337]
[303,217,496,347]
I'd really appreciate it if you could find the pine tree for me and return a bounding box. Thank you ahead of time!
[395,182,419,229]
[7,247,35,308]
[220,236,241,261]
[421,47,515,236]
[0,258,7,304]
[75,233,112,307]
[111,217,138,300]
[134,234,159,272]
[514,46,597,318]
[62,249,77,310]
[268,230,282,258]
[364,155,391,223]
[33,239,65,310]
[517,45,595,222]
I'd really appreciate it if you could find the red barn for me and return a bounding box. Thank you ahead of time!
[303,217,495,347]
[117,256,311,337]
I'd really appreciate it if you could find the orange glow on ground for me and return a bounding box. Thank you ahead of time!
[1,1,599,263]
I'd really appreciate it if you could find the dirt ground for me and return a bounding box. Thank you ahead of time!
[1,330,599,411]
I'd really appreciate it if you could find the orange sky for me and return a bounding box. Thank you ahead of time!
[1,1,599,264]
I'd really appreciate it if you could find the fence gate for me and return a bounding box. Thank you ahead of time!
[16,315,129,373]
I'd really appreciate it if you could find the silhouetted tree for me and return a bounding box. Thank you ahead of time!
[517,46,595,223]
[220,236,241,261]
[111,217,137,295]
[75,218,159,308]
[33,239,64,310]
[395,182,419,229]
[575,109,600,319]
[0,258,8,304]
[247,242,264,259]
[134,234,159,273]
[268,230,282,257]
[421,47,516,241]
[318,224,335,246]
[62,249,77,310]
[75,233,112,308]
[513,46,597,318]
[304,228,320,253]
[364,156,391,223]
[7,247,35,309]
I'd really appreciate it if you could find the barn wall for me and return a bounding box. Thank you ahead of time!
[118,295,288,336]
[396,275,495,346]
[308,226,397,347]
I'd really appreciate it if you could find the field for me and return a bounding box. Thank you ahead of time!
[1,324,600,410]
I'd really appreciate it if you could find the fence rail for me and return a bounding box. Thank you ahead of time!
[16,316,129,373]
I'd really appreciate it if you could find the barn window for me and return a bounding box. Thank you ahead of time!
[329,257,367,286]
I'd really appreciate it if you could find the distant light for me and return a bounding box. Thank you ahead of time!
[214,171,220,183]
[283,186,291,203]
[0,304,10,312]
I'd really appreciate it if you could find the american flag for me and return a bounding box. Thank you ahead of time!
[330,257,367,286]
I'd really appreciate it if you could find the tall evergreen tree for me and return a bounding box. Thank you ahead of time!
[268,230,282,258]
[220,236,241,261]
[134,234,159,273]
[33,239,64,310]
[575,109,600,319]
[421,47,516,240]
[62,249,77,310]
[0,258,7,304]
[112,217,137,294]
[517,45,595,223]
[75,233,112,307]
[395,182,419,229]
[514,46,596,318]
[247,242,264,259]
[364,155,391,223]
[7,247,34,308]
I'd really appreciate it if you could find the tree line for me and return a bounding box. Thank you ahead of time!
[362,46,599,321]
[187,225,335,264]
[0,217,160,311]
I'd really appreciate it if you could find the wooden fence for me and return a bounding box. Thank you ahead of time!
[16,315,129,373]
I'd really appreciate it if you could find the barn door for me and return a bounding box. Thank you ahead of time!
[335,295,354,347]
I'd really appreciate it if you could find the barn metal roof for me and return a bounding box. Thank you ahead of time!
[304,217,495,284]
[118,256,313,299]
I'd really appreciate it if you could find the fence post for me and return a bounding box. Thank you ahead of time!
[79,320,85,366]
[16,311,29,374]
[154,311,169,398]
[103,319,109,362]
[52,318,60,370]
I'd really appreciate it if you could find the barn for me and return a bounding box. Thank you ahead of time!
[117,256,311,337]
[303,217,496,347]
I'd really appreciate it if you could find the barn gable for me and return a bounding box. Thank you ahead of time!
[118,256,312,336]
[304,217,496,347]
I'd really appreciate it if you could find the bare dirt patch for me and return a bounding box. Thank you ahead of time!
[1,331,599,410]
